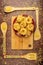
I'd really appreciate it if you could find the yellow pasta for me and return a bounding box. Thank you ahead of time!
[17,15,25,23]
[19,28,27,35]
[13,23,20,31]
[27,30,31,36]
[26,16,33,24]
[20,20,26,27]
[27,24,34,31]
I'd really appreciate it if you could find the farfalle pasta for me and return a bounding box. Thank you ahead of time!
[19,28,27,35]
[17,15,25,23]
[13,15,35,37]
[27,24,34,31]
[20,20,27,27]
[26,16,33,24]
[13,23,20,31]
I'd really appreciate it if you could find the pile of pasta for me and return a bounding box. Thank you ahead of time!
[13,15,35,37]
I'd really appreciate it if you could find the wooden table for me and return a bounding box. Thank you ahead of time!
[0,0,43,65]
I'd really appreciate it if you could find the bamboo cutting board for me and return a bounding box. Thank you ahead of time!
[11,16,33,49]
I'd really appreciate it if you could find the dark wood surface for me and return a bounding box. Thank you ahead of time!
[0,0,43,65]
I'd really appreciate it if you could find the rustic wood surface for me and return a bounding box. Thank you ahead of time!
[0,0,43,65]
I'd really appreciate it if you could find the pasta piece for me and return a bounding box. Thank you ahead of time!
[19,28,27,35]
[17,15,25,23]
[13,23,20,31]
[26,16,33,24]
[27,24,34,31]
[20,20,26,27]
[27,30,31,36]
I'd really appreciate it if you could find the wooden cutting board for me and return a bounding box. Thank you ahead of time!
[11,16,33,49]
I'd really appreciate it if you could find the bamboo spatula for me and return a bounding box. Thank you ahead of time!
[34,9,41,40]
[1,22,7,54]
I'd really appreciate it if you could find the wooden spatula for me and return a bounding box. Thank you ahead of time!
[4,53,37,60]
[34,9,41,40]
[1,22,7,54]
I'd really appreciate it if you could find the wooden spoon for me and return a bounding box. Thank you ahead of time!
[34,9,41,40]
[4,6,15,13]
[1,22,7,54]
[4,6,38,13]
[5,53,37,60]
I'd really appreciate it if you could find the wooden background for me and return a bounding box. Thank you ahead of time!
[0,0,43,65]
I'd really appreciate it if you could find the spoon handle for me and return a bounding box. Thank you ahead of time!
[36,9,39,28]
[3,34,6,55]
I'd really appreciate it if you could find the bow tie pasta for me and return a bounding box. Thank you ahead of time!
[13,15,35,37]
